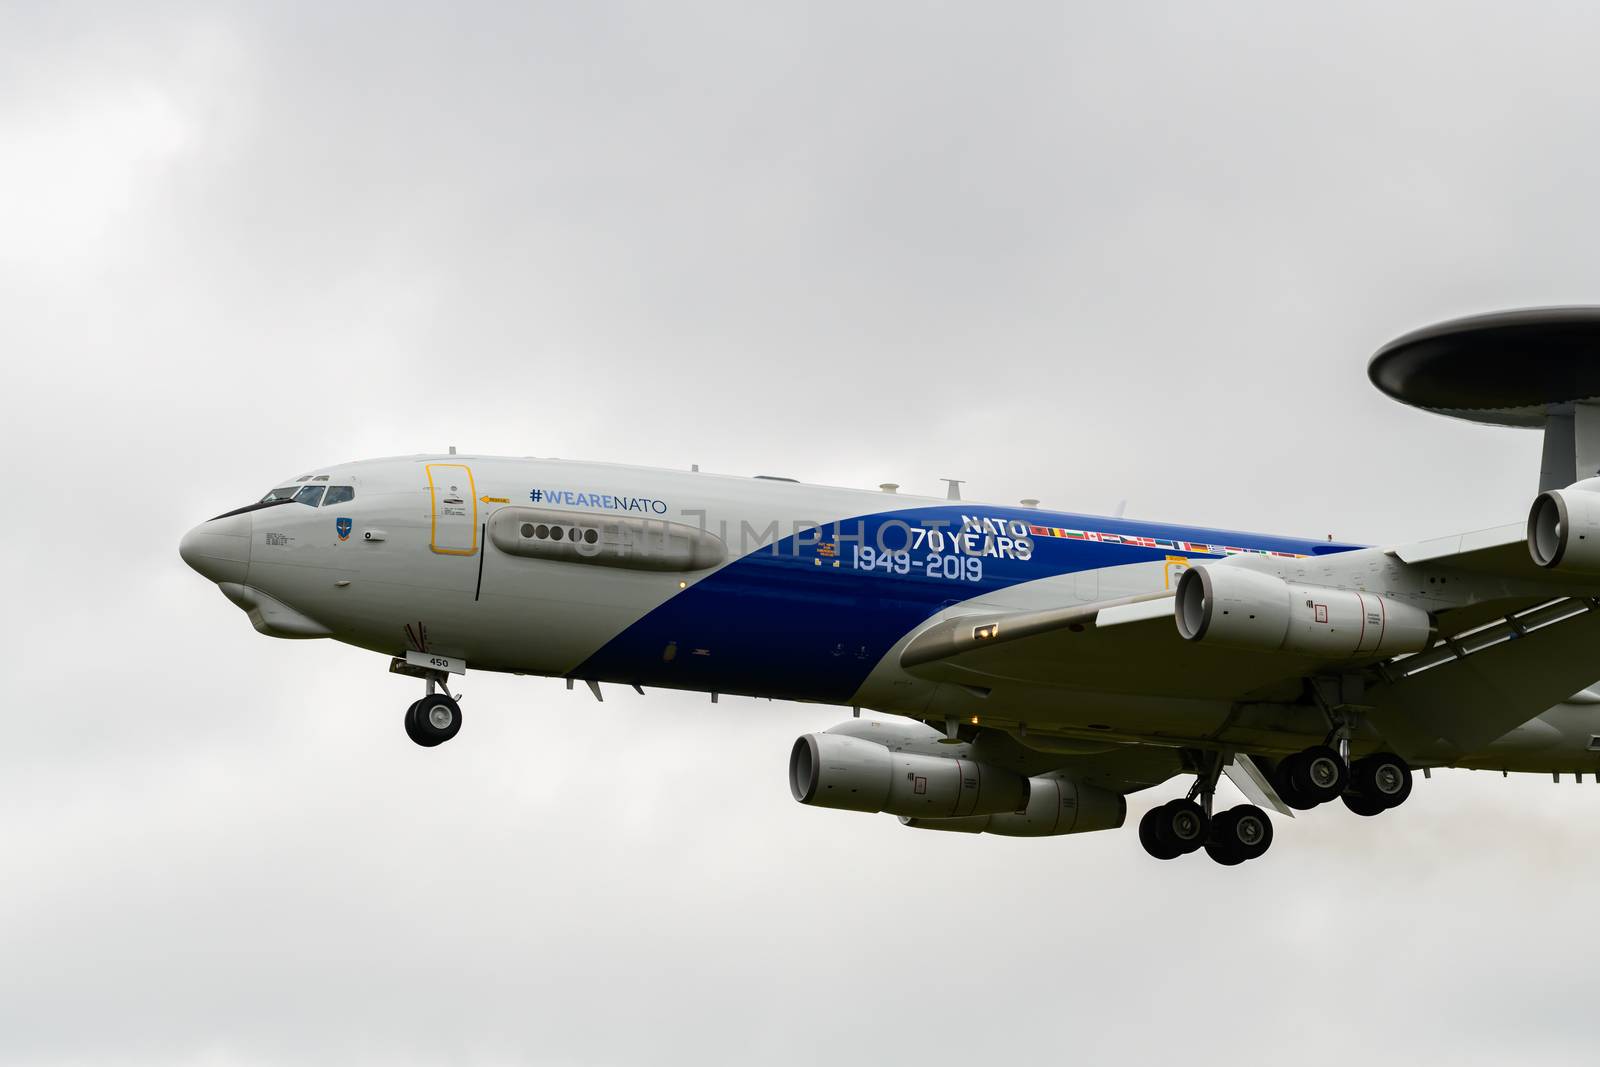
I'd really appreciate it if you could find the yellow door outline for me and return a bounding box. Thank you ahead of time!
[1163,554,1191,589]
[426,463,479,555]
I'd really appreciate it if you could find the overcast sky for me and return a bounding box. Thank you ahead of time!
[7,2,1600,1063]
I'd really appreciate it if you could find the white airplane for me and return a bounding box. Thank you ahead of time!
[180,308,1600,866]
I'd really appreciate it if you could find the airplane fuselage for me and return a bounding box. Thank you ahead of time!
[178,454,1600,773]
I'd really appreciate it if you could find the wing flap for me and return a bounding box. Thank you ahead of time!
[1367,597,1600,761]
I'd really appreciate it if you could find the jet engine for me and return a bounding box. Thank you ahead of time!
[1528,482,1600,573]
[899,774,1126,837]
[1174,564,1431,657]
[789,731,1030,819]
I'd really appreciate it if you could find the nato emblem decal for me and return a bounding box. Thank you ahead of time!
[336,517,353,541]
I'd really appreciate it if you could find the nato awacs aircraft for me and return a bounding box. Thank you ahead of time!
[181,308,1600,866]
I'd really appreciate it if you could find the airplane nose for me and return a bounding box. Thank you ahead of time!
[179,511,252,584]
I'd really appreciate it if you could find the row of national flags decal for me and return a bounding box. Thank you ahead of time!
[1025,525,1309,559]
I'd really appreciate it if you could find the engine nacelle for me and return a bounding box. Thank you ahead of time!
[899,774,1126,837]
[789,732,1030,818]
[1174,564,1431,658]
[1528,481,1600,573]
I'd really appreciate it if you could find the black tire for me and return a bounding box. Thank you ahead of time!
[1139,806,1183,860]
[1203,809,1246,866]
[1227,804,1273,861]
[1352,753,1412,809]
[1340,790,1387,817]
[1206,805,1272,864]
[408,694,462,748]
[1274,753,1319,811]
[1157,799,1210,855]
[1291,745,1349,805]
[1204,838,1246,865]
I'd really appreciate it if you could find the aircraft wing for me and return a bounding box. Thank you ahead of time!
[1388,522,1528,573]
[1388,523,1583,635]
[1365,596,1600,761]
[900,525,1557,700]
[901,526,1600,762]
[900,591,1326,703]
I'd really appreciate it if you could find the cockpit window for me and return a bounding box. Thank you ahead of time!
[260,487,299,503]
[323,485,355,506]
[293,485,326,507]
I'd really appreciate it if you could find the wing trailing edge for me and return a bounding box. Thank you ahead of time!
[1368,596,1600,762]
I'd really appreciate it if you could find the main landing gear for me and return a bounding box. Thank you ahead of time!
[403,676,462,748]
[1274,747,1412,816]
[1137,706,1415,863]
[1273,683,1414,816]
[1138,752,1274,866]
[1340,752,1413,816]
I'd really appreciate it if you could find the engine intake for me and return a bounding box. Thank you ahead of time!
[789,732,1029,819]
[1528,483,1600,573]
[1174,564,1430,658]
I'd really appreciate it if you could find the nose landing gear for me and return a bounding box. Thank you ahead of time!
[388,655,465,748]
[405,692,462,747]
[403,676,463,748]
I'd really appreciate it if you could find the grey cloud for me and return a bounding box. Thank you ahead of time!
[5,2,1600,1063]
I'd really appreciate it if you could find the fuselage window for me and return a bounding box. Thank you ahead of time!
[260,487,299,503]
[323,485,355,506]
[294,485,326,507]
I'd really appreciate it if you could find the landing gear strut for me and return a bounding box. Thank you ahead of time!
[1284,683,1414,815]
[1138,751,1274,865]
[404,675,462,748]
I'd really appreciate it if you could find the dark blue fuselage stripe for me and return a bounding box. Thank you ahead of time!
[573,505,1359,704]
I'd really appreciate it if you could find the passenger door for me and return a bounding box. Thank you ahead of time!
[426,463,479,555]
